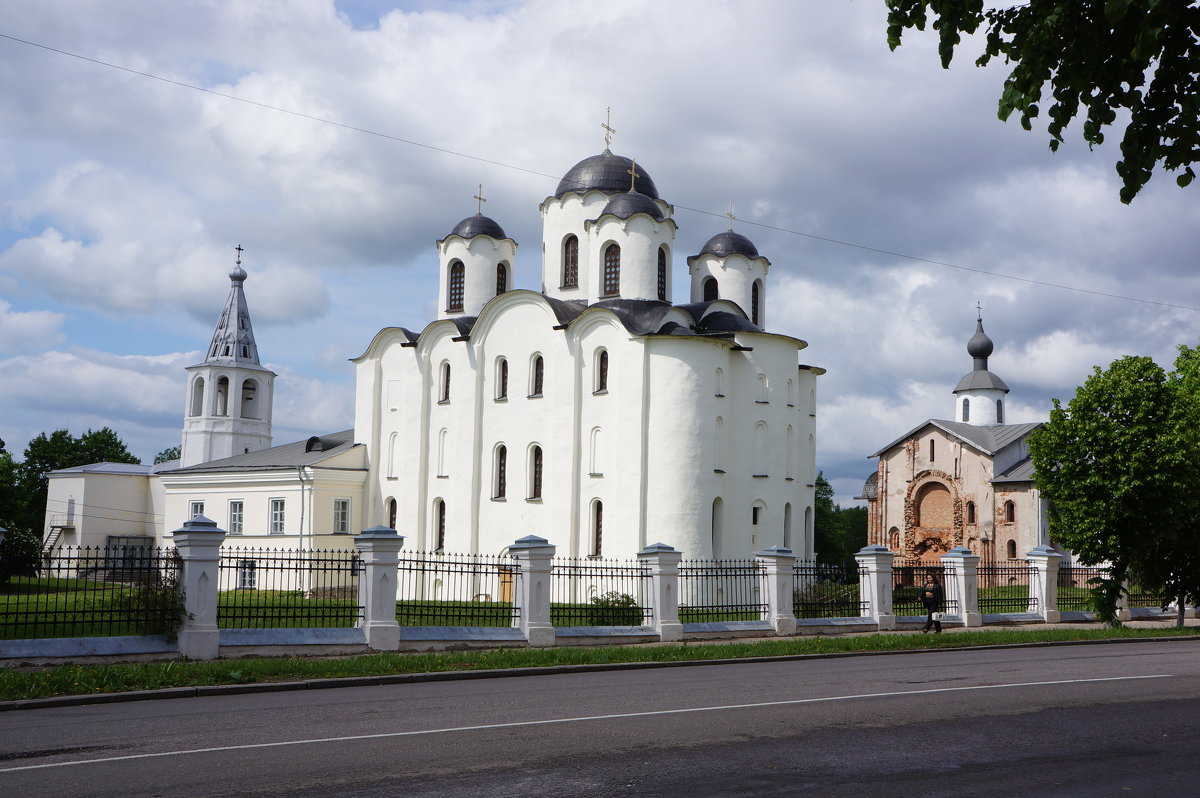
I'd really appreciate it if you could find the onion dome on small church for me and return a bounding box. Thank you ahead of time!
[555,151,660,199]
[448,213,508,241]
[599,189,666,221]
[698,230,759,259]
[954,316,1009,393]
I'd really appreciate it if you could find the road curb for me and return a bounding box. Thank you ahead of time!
[4,633,1199,712]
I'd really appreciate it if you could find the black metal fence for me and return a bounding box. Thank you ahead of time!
[892,560,960,616]
[217,548,362,629]
[679,559,766,622]
[1126,575,1164,609]
[792,561,866,618]
[977,562,1039,613]
[550,558,652,626]
[0,545,182,640]
[395,551,519,627]
[1057,565,1108,612]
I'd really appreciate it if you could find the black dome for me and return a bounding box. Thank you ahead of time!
[699,231,759,259]
[600,190,665,221]
[556,151,659,199]
[449,214,507,240]
[967,319,994,359]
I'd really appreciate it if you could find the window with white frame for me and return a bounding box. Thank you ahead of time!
[333,498,350,534]
[189,501,204,519]
[269,498,285,534]
[238,559,257,590]
[228,500,244,536]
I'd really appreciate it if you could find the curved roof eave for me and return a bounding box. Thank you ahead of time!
[350,326,421,363]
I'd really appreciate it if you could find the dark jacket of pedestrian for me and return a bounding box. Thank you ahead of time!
[921,580,943,633]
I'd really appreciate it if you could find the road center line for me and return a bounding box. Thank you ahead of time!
[0,674,1171,773]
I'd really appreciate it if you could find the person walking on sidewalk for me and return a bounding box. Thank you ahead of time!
[921,577,943,633]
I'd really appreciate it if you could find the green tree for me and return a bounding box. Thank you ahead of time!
[1029,353,1200,626]
[813,472,869,566]
[153,445,181,465]
[886,1,1200,202]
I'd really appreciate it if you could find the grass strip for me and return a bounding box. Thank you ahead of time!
[2,626,1196,703]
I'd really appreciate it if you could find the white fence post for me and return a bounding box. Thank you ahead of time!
[855,545,895,630]
[1026,545,1062,623]
[638,543,683,642]
[355,525,403,651]
[510,535,556,646]
[941,547,982,627]
[756,546,797,636]
[173,515,226,660]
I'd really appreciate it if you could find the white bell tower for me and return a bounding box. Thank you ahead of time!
[180,247,276,467]
[953,310,1009,425]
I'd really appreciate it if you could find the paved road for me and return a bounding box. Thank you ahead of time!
[3,641,1199,797]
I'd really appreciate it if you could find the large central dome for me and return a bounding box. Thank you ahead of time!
[555,151,660,199]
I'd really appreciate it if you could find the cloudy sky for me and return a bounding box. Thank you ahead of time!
[1,0,1197,504]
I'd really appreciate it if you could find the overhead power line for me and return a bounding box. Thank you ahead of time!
[1,30,1196,313]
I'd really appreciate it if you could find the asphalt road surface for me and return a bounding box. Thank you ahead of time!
[3,641,1200,797]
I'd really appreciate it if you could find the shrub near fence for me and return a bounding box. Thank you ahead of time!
[679,559,766,622]
[549,558,651,626]
[394,551,519,627]
[217,548,362,629]
[792,561,865,619]
[1057,565,1108,612]
[0,545,183,640]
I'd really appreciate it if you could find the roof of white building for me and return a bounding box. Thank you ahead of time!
[158,430,363,474]
[47,461,153,477]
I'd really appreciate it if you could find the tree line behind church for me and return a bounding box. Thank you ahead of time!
[813,472,867,567]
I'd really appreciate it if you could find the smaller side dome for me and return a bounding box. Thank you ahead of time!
[600,190,665,221]
[699,231,759,259]
[449,214,507,240]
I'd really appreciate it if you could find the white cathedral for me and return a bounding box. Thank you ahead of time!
[43,145,822,561]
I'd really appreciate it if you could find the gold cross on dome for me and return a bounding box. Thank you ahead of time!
[601,107,616,149]
[725,201,736,231]
[473,184,486,215]
[235,244,243,265]
[627,159,640,191]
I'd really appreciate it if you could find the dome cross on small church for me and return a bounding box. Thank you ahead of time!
[473,184,487,215]
[725,201,736,231]
[627,159,640,191]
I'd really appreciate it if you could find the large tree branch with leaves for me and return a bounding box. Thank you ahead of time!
[886,0,1200,202]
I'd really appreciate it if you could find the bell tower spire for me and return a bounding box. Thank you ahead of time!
[953,308,1009,425]
[180,247,276,467]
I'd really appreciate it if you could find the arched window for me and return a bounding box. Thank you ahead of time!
[562,235,579,288]
[754,422,768,476]
[784,503,793,550]
[591,499,603,556]
[436,428,448,477]
[962,397,970,422]
[714,416,724,470]
[447,261,464,312]
[1006,538,1017,559]
[888,526,900,552]
[712,497,724,559]
[387,498,397,530]
[387,432,398,479]
[190,377,205,416]
[589,427,602,475]
[929,439,936,462]
[751,280,762,326]
[751,501,765,547]
[496,358,508,399]
[966,501,977,524]
[240,379,259,418]
[496,262,507,296]
[996,399,1004,424]
[595,349,609,392]
[215,376,229,416]
[715,368,724,397]
[757,373,768,402]
[703,276,718,301]
[786,425,795,478]
[530,355,544,396]
[1004,500,1016,523]
[494,445,507,499]
[529,445,543,499]
[439,362,451,402]
[435,499,446,552]
[603,244,621,297]
[787,379,794,406]
[657,247,668,301]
